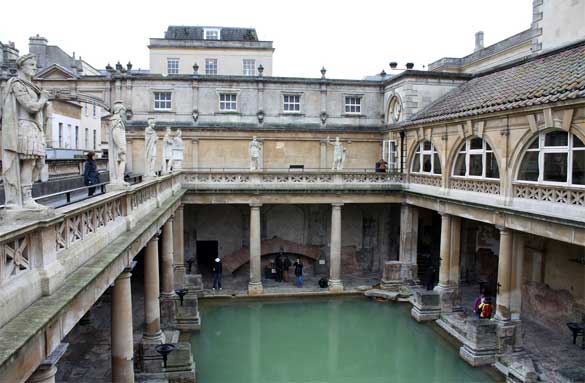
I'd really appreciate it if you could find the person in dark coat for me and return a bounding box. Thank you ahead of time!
[293,258,304,287]
[212,257,223,290]
[83,151,100,196]
[275,253,283,282]
[424,264,436,291]
[283,253,292,283]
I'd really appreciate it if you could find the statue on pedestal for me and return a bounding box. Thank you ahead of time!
[249,136,262,171]
[327,136,346,171]
[108,101,128,187]
[162,127,174,174]
[172,130,184,170]
[144,118,158,178]
[1,54,50,210]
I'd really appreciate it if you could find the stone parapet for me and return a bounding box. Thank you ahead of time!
[381,261,417,290]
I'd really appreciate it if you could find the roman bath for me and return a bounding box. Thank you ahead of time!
[1,2,585,382]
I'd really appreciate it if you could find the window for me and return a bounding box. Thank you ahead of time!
[205,59,218,75]
[58,123,63,147]
[243,59,256,76]
[167,58,179,74]
[517,131,585,186]
[85,128,89,149]
[411,140,441,175]
[93,130,97,150]
[153,92,172,110]
[204,28,220,40]
[75,126,79,148]
[219,93,237,111]
[67,124,72,148]
[383,140,398,170]
[345,96,362,114]
[452,137,499,179]
[283,94,301,112]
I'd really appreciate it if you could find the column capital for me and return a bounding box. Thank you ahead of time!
[150,234,160,244]
[438,210,449,217]
[331,202,344,207]
[496,225,511,234]
[177,204,185,212]
[250,202,262,208]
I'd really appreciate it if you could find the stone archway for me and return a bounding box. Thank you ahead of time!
[221,237,320,274]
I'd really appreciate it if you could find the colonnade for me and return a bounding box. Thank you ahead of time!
[247,202,344,294]
[24,207,185,383]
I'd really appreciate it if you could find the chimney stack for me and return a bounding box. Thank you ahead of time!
[475,31,484,52]
[29,35,48,68]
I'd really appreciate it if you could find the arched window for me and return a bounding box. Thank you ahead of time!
[411,141,441,175]
[517,131,585,186]
[452,137,499,179]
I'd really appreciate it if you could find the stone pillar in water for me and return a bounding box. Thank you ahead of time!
[161,218,175,297]
[143,236,164,344]
[248,203,263,295]
[111,269,135,383]
[496,227,513,321]
[329,203,344,292]
[173,205,186,289]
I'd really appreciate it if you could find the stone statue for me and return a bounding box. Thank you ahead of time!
[144,118,158,178]
[1,54,50,210]
[327,136,346,170]
[162,127,174,174]
[249,136,262,170]
[108,101,128,188]
[172,130,184,170]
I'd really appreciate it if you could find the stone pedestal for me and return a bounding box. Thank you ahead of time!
[410,288,441,322]
[381,261,417,290]
[496,319,523,354]
[248,203,263,295]
[328,203,344,292]
[176,296,201,331]
[434,285,461,313]
[112,270,135,383]
[459,318,498,366]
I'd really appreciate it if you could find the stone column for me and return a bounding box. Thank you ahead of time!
[143,236,164,344]
[436,212,452,289]
[449,216,462,287]
[496,227,513,321]
[329,203,344,292]
[398,203,418,282]
[248,203,263,295]
[510,233,525,320]
[161,218,175,297]
[111,269,135,383]
[174,205,186,289]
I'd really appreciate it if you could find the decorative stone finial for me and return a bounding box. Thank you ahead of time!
[126,61,133,71]
[258,64,264,76]
[320,67,326,79]
[193,62,199,75]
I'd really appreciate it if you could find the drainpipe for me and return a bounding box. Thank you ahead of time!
[399,130,405,174]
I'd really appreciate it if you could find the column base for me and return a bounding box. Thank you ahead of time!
[248,281,263,295]
[328,279,344,293]
[26,365,57,383]
[106,182,129,192]
[141,330,165,345]
[410,288,441,322]
[459,318,498,366]
[160,291,177,299]
[434,284,460,312]
[174,265,186,290]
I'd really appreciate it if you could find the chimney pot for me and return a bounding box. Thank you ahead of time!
[475,31,484,52]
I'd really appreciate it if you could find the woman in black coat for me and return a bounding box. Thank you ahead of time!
[84,151,100,196]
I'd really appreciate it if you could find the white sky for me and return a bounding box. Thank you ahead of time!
[1,0,533,79]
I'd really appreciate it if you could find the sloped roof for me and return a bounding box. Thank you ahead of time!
[407,41,585,125]
[164,26,259,41]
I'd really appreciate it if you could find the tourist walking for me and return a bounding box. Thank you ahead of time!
[283,254,292,282]
[83,151,100,196]
[212,257,223,290]
[293,258,304,287]
[479,297,493,319]
[275,253,283,282]
[473,290,486,317]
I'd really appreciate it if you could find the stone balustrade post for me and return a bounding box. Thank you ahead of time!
[248,203,263,295]
[111,268,135,383]
[329,203,344,292]
[143,235,164,344]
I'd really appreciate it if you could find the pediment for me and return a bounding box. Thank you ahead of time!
[34,64,79,80]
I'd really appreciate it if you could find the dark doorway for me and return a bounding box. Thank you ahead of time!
[197,240,218,274]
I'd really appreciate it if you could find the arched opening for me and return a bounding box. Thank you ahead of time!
[410,140,441,175]
[452,137,500,179]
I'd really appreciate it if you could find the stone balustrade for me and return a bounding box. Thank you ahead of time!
[514,183,585,206]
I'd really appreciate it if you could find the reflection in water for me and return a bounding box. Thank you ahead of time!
[192,297,501,383]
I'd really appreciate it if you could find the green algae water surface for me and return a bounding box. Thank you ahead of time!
[191,296,501,383]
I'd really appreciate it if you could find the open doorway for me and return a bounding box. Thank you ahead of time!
[196,240,218,275]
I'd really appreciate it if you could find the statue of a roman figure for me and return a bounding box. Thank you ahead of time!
[108,101,128,187]
[249,136,262,170]
[327,136,346,171]
[172,130,184,170]
[1,54,50,210]
[144,118,158,178]
[162,127,174,174]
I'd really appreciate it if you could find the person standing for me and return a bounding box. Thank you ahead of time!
[283,253,292,283]
[423,264,436,291]
[275,253,283,282]
[84,151,100,196]
[293,259,304,288]
[212,257,223,290]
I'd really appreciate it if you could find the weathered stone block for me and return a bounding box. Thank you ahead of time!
[411,288,441,322]
[382,261,417,290]
[459,318,497,366]
[176,297,201,331]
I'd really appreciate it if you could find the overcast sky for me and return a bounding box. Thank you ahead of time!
[1,0,532,79]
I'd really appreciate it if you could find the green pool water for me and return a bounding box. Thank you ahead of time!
[191,296,501,383]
